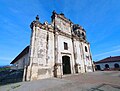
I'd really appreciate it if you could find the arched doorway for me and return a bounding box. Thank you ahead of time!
[105,64,109,69]
[62,56,71,75]
[96,65,101,70]
[114,63,119,68]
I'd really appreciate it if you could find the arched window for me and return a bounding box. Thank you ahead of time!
[85,46,88,52]
[82,32,85,40]
[105,64,109,68]
[114,63,119,68]
[82,32,84,36]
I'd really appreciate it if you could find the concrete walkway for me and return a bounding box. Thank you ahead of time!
[0,71,120,91]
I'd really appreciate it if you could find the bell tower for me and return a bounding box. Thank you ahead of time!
[26,15,42,81]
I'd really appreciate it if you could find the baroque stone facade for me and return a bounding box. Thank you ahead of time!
[11,11,94,81]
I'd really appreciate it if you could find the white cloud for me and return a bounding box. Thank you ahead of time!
[93,49,120,57]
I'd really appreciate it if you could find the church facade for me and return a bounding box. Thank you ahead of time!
[11,11,94,81]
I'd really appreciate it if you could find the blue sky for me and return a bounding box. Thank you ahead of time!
[0,0,120,66]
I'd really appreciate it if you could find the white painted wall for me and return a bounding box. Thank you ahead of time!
[96,62,120,70]
[11,53,29,69]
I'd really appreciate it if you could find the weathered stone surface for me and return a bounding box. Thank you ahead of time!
[11,12,94,81]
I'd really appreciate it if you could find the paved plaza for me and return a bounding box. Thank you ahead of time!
[0,71,120,91]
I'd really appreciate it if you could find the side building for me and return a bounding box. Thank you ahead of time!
[95,56,120,71]
[10,11,94,81]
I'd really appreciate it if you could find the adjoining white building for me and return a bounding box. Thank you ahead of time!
[95,56,120,71]
[10,11,94,81]
[10,46,29,70]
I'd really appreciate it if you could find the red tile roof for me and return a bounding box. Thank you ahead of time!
[10,46,29,64]
[95,56,120,64]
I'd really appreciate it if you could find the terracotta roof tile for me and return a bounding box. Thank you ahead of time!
[95,56,120,64]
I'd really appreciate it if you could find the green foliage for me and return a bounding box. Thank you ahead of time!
[0,66,10,72]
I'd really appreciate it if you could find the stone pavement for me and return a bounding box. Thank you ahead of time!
[0,71,120,91]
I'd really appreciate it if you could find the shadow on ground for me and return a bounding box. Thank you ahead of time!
[89,84,120,91]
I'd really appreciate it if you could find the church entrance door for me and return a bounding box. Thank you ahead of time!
[62,56,71,75]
